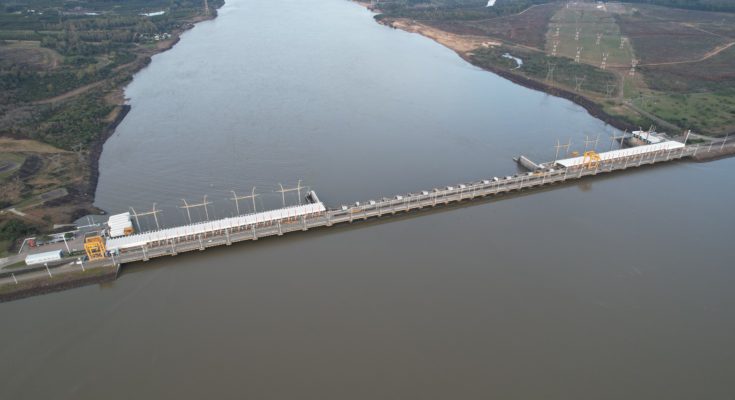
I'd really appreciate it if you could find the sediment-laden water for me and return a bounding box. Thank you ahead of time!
[1,1,733,398]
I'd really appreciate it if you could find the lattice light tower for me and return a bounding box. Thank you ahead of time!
[605,83,616,98]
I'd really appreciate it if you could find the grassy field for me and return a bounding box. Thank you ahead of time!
[0,153,25,181]
[471,45,618,96]
[631,91,735,133]
[615,5,735,135]
[0,41,63,70]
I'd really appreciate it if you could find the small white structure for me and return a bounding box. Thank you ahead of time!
[140,10,166,17]
[25,250,63,266]
[107,212,134,238]
[631,130,666,144]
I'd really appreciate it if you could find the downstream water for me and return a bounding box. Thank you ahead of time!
[2,0,734,398]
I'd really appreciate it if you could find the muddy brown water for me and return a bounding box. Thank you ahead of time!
[1,1,733,398]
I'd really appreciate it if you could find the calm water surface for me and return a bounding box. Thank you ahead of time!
[1,0,733,398]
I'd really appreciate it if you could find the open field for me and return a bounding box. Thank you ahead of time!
[617,6,733,64]
[0,153,25,180]
[429,3,560,49]
[0,41,63,70]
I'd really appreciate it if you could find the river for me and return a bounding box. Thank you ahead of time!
[1,0,734,398]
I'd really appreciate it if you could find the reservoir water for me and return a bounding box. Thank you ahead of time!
[2,0,734,398]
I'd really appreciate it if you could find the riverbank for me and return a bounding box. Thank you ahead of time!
[1,138,720,303]
[0,6,223,255]
[85,16,220,216]
[357,1,735,144]
[375,16,638,133]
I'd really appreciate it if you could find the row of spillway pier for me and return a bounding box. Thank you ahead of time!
[103,140,699,266]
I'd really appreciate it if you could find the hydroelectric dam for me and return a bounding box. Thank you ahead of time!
[89,137,700,268]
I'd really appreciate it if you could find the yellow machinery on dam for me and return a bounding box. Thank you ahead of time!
[84,235,107,261]
[582,151,601,169]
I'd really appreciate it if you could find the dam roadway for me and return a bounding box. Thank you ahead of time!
[93,142,699,267]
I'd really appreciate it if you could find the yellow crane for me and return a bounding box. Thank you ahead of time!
[84,235,107,261]
[582,150,601,169]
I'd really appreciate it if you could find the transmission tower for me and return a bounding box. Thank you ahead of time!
[553,137,573,162]
[71,143,85,162]
[596,33,602,46]
[180,196,212,224]
[574,47,583,63]
[609,130,628,151]
[546,62,556,82]
[130,203,162,231]
[600,53,609,70]
[231,187,259,215]
[277,180,304,207]
[551,40,560,57]
[574,75,586,92]
[605,83,616,98]
[629,58,638,76]
[620,36,628,49]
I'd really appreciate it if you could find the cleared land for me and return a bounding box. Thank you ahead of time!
[430,3,561,49]
[372,0,735,136]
